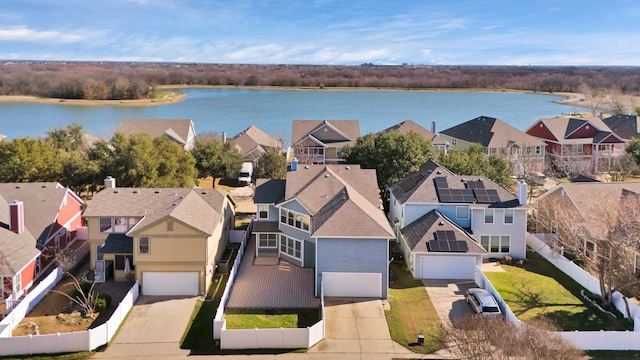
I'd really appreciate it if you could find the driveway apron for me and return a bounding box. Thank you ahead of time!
[423,279,476,324]
[93,296,199,359]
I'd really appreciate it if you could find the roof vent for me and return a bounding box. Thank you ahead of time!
[113,190,119,193]
[201,191,207,194]
[438,221,444,226]
[41,184,47,188]
[133,190,138,194]
[461,178,465,182]
[15,185,20,189]
[324,173,330,178]
[304,165,310,169]
[154,190,161,194]
[345,166,351,170]
[436,171,442,174]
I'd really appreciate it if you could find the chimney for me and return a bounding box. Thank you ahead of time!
[517,180,527,206]
[9,200,24,234]
[222,132,227,144]
[104,176,116,189]
[431,121,436,134]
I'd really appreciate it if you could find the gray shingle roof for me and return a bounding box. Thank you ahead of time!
[603,114,640,140]
[400,210,486,253]
[440,116,544,148]
[118,119,194,147]
[291,120,360,146]
[232,125,283,159]
[378,120,449,146]
[255,179,286,204]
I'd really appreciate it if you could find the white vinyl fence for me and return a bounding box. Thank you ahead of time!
[0,281,139,356]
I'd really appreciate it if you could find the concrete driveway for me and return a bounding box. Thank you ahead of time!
[423,279,476,324]
[309,297,413,356]
[93,296,199,359]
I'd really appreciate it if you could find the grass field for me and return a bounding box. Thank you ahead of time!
[225,309,320,329]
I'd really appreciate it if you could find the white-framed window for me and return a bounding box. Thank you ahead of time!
[258,233,278,248]
[480,235,510,253]
[535,145,543,155]
[585,240,596,260]
[484,209,494,224]
[451,138,457,146]
[456,206,469,219]
[100,217,141,233]
[280,208,310,231]
[571,144,583,154]
[138,237,150,255]
[257,204,269,219]
[598,144,611,151]
[504,210,514,224]
[280,235,302,260]
[14,272,21,294]
[99,217,112,232]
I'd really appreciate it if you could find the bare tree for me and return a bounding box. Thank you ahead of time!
[535,188,640,309]
[48,249,99,318]
[444,315,583,360]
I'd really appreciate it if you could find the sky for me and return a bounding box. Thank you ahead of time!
[1,0,640,66]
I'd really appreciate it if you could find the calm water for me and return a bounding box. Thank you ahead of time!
[0,88,579,145]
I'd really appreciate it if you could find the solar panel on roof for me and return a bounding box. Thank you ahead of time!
[473,189,501,203]
[466,180,485,190]
[435,230,455,241]
[437,188,453,202]
[428,239,469,253]
[398,177,417,192]
[434,177,449,189]
[437,187,476,203]
[449,241,469,253]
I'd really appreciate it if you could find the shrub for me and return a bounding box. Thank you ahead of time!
[94,294,112,311]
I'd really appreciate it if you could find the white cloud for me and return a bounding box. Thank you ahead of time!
[0,26,84,43]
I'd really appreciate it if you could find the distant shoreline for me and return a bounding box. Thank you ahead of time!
[0,86,632,112]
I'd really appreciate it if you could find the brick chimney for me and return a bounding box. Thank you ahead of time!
[9,200,24,234]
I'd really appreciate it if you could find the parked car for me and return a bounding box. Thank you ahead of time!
[465,288,502,317]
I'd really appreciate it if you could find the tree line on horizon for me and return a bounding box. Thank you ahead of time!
[1,61,640,100]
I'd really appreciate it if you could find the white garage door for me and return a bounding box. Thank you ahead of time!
[142,272,199,296]
[322,272,382,298]
[420,256,477,279]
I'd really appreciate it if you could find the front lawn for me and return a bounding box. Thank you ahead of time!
[385,262,444,354]
[225,309,320,329]
[485,251,633,331]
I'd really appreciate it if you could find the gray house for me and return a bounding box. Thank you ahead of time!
[254,164,394,298]
[388,160,529,279]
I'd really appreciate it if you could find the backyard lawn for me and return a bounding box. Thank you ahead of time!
[485,251,633,331]
[385,261,444,354]
[224,309,320,329]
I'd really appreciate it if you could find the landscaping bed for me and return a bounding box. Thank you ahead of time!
[486,251,633,331]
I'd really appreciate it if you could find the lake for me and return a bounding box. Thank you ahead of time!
[0,88,580,145]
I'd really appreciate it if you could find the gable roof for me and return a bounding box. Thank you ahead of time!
[389,160,521,208]
[282,164,393,239]
[602,114,640,140]
[255,179,286,204]
[0,183,83,275]
[440,116,544,148]
[291,120,360,147]
[118,119,195,148]
[232,125,283,159]
[401,210,486,253]
[528,116,625,145]
[378,120,449,146]
[84,187,230,235]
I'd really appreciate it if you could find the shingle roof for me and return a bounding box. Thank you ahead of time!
[0,183,82,275]
[389,160,521,208]
[603,114,640,140]
[100,233,133,254]
[534,116,624,145]
[118,119,194,147]
[282,165,393,239]
[291,120,360,146]
[378,120,449,146]
[440,116,544,148]
[84,187,229,235]
[255,179,286,204]
[232,125,283,159]
[400,210,486,253]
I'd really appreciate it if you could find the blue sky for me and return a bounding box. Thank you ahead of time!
[1,0,639,65]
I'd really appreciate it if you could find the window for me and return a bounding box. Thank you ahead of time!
[571,144,583,154]
[599,144,611,151]
[114,217,128,233]
[258,233,277,248]
[456,206,469,219]
[535,145,542,155]
[480,235,510,253]
[280,235,302,260]
[484,209,494,224]
[451,138,457,146]
[99,217,112,232]
[585,240,596,260]
[35,256,41,274]
[167,220,174,231]
[550,221,558,234]
[138,237,150,255]
[504,210,514,224]
[115,255,135,270]
[258,204,269,219]
[279,208,310,231]
[14,272,21,294]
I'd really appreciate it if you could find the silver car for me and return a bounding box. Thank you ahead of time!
[465,288,502,318]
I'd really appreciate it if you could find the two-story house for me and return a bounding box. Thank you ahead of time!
[253,164,394,298]
[602,114,640,154]
[377,120,450,153]
[439,116,546,174]
[526,115,625,174]
[231,125,283,165]
[118,118,197,150]
[0,183,85,308]
[83,178,235,296]
[388,160,528,279]
[290,120,359,164]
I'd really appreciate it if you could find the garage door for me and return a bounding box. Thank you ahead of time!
[420,256,476,280]
[322,272,382,298]
[142,272,199,296]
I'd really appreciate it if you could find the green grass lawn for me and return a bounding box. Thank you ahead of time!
[225,309,320,329]
[385,262,444,354]
[486,251,633,331]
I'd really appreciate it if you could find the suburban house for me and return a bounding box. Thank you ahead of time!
[388,160,529,279]
[253,164,395,298]
[118,118,197,150]
[439,116,546,174]
[377,120,450,153]
[0,183,85,307]
[231,125,283,164]
[533,182,640,275]
[525,115,626,174]
[290,120,360,164]
[83,177,235,296]
[602,114,640,152]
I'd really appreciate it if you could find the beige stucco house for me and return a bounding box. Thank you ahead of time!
[83,178,235,296]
